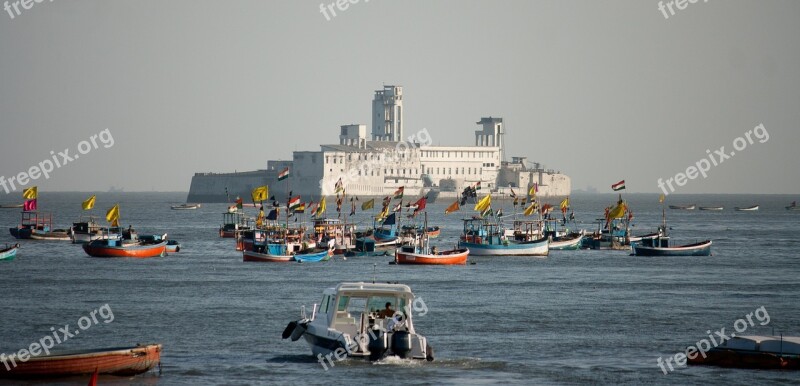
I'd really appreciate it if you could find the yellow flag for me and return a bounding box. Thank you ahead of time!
[22,186,37,199]
[316,197,326,217]
[608,202,627,219]
[445,200,460,215]
[474,194,491,212]
[82,195,96,210]
[375,205,389,220]
[659,194,665,203]
[105,204,120,224]
[361,198,375,211]
[251,186,268,202]
[528,184,537,197]
[560,197,569,210]
[523,202,538,216]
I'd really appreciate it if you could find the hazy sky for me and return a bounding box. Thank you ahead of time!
[1,0,798,194]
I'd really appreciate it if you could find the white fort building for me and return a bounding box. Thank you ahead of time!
[187,85,570,202]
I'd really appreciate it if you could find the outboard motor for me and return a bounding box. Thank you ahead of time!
[390,330,412,359]
[367,328,388,361]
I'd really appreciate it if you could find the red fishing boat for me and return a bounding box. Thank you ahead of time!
[395,213,468,265]
[0,344,161,378]
[82,228,167,258]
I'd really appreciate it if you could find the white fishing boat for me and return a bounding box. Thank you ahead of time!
[282,282,434,362]
[171,203,201,210]
[735,205,760,211]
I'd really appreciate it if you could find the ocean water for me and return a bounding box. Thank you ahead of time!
[0,192,798,385]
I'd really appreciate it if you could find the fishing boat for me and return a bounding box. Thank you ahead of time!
[396,214,468,265]
[171,203,201,210]
[668,204,696,210]
[458,218,549,256]
[0,244,19,261]
[242,228,330,263]
[632,238,712,256]
[9,211,54,239]
[631,207,712,256]
[401,225,441,238]
[83,228,168,258]
[787,201,799,211]
[543,220,584,251]
[699,206,724,211]
[0,344,162,378]
[313,218,356,254]
[372,214,399,244]
[282,282,434,362]
[70,216,106,243]
[687,335,800,370]
[735,205,760,211]
[219,210,252,238]
[343,238,392,257]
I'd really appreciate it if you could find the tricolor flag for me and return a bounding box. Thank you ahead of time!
[445,200,460,215]
[393,186,404,199]
[82,195,96,210]
[278,168,290,181]
[611,180,625,191]
[236,197,243,210]
[22,186,37,199]
[288,196,302,211]
[315,197,326,217]
[474,181,482,191]
[480,206,493,218]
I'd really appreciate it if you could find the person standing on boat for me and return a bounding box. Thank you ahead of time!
[378,302,394,318]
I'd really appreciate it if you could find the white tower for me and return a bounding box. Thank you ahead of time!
[475,117,504,157]
[371,85,403,142]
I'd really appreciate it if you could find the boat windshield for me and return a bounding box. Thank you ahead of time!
[337,295,409,317]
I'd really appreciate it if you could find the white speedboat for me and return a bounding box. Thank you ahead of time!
[282,282,434,362]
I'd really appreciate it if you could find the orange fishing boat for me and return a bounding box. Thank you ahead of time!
[0,344,161,378]
[82,228,167,258]
[395,213,468,265]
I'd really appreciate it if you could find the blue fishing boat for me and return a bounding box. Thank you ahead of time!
[293,249,331,263]
[458,218,549,256]
[373,213,399,243]
[0,244,19,261]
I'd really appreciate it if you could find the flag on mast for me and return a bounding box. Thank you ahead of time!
[278,168,290,181]
[82,195,96,210]
[611,180,626,191]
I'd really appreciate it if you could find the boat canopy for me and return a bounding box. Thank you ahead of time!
[721,336,800,355]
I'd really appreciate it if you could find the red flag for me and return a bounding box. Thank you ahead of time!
[23,199,36,211]
[413,196,427,214]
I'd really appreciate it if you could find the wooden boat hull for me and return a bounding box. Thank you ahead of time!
[0,344,161,378]
[699,206,724,211]
[459,237,549,256]
[29,230,71,241]
[243,250,294,262]
[632,240,712,256]
[395,248,468,265]
[735,205,760,211]
[219,229,237,238]
[9,227,33,239]
[294,250,331,263]
[83,240,167,258]
[0,245,18,261]
[549,234,584,250]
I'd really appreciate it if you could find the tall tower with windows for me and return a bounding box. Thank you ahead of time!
[371,85,403,142]
[475,117,505,161]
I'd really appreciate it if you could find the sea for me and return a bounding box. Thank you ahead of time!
[0,192,798,385]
